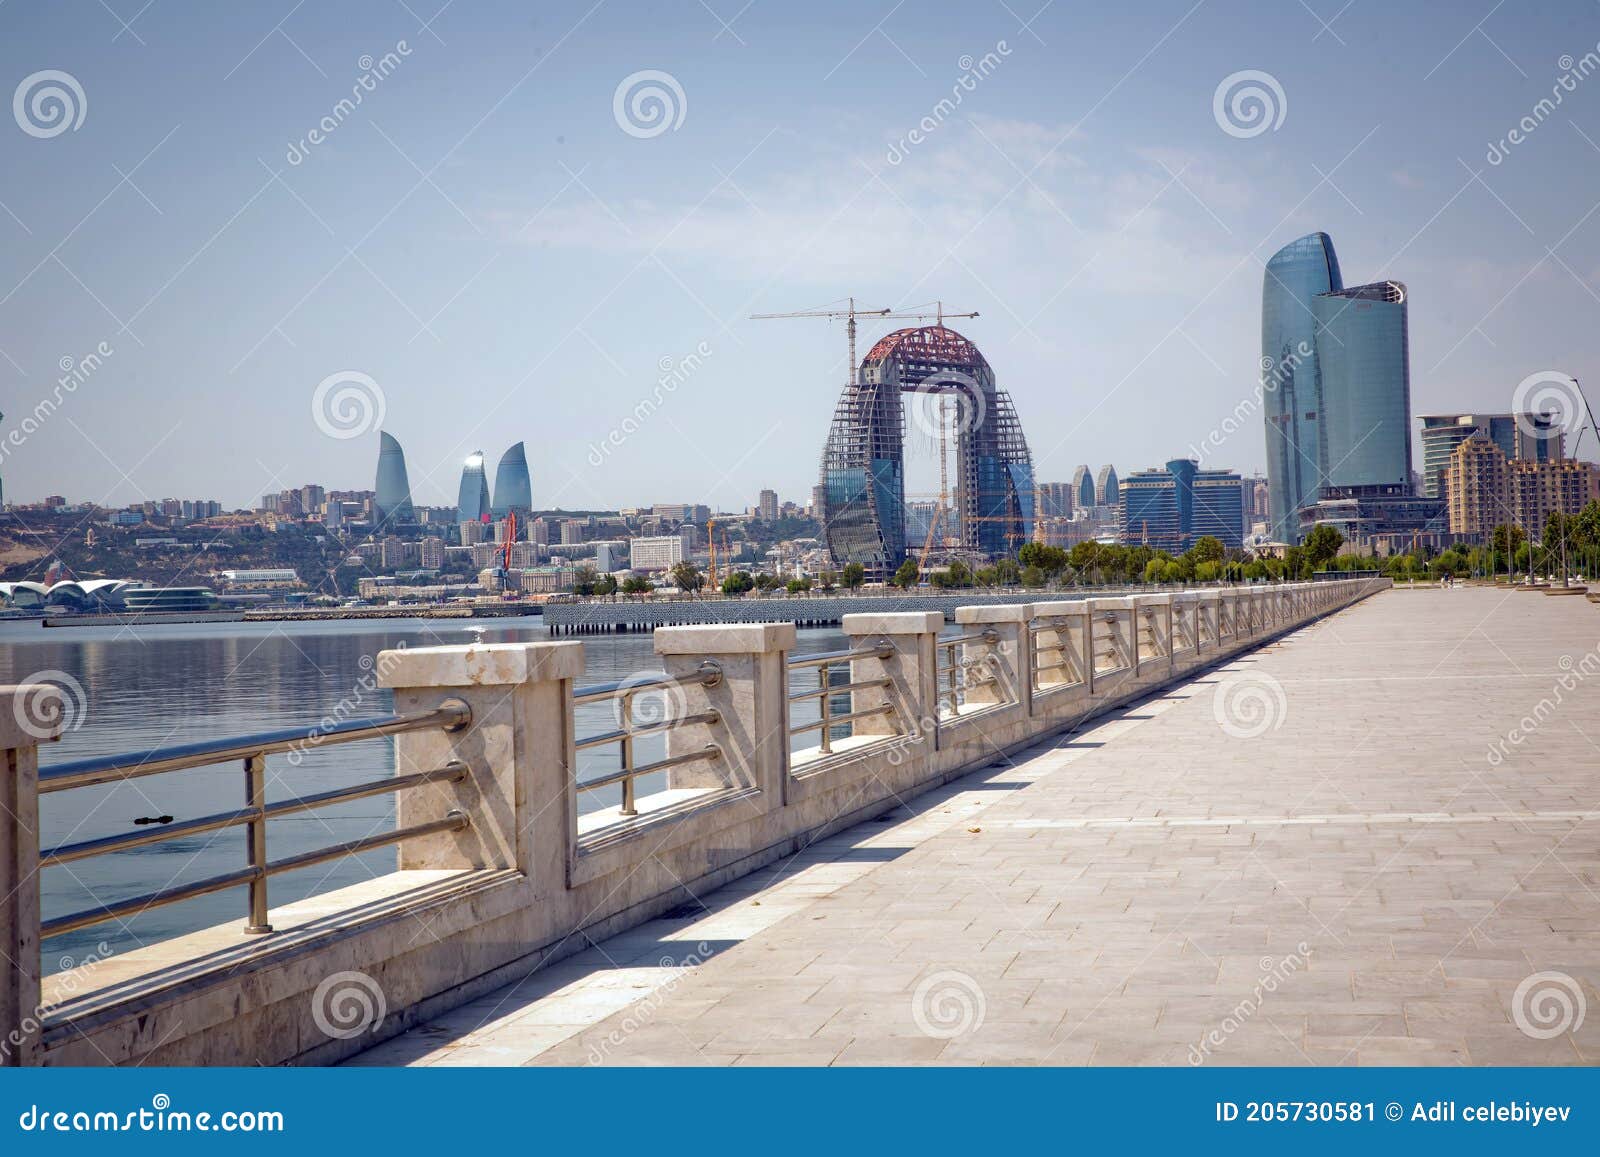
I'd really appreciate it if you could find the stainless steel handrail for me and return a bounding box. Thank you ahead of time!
[785,642,899,757]
[39,701,472,793]
[573,661,724,817]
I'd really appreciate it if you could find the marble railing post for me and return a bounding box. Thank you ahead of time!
[0,685,64,1067]
[840,612,942,742]
[380,642,583,884]
[1029,601,1093,695]
[952,604,1032,712]
[1132,593,1174,678]
[655,624,793,795]
[1171,592,1201,661]
[1090,597,1139,677]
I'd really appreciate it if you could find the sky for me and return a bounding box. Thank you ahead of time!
[4,0,1600,513]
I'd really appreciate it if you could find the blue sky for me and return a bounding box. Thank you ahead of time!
[3,0,1600,511]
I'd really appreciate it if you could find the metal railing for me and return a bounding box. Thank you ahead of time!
[1091,611,1132,675]
[787,643,896,756]
[38,700,474,939]
[573,663,723,817]
[935,628,1002,718]
[1029,616,1087,693]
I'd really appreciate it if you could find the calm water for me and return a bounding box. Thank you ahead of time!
[0,616,847,970]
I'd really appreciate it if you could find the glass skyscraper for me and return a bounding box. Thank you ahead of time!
[457,451,492,523]
[1261,232,1342,542]
[1120,459,1244,552]
[1072,465,1095,510]
[493,442,533,517]
[1312,281,1413,497]
[373,431,414,526]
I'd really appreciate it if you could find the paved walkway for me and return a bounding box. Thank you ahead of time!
[354,588,1600,1066]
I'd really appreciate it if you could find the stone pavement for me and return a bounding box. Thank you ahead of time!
[353,587,1600,1066]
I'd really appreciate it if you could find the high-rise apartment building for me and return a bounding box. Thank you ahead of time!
[1419,412,1563,499]
[758,489,779,521]
[1444,436,1600,540]
[1036,482,1074,519]
[629,534,687,571]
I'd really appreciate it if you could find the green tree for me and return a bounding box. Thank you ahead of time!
[893,558,920,588]
[593,574,618,597]
[786,576,813,593]
[1301,524,1345,570]
[721,570,755,595]
[1020,564,1046,587]
[571,566,598,596]
[1187,535,1225,565]
[755,572,781,593]
[841,561,866,589]
[668,561,704,594]
[817,569,838,592]
[620,575,654,595]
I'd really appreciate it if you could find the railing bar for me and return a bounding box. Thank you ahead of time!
[788,704,896,735]
[263,813,468,879]
[573,711,720,751]
[785,646,893,668]
[39,702,471,793]
[41,866,261,939]
[577,746,721,792]
[263,762,469,817]
[787,677,891,703]
[572,670,716,704]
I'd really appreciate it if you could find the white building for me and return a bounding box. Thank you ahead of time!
[629,534,686,571]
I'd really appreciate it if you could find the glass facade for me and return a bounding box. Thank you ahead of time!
[1312,282,1412,496]
[1419,413,1563,499]
[1261,232,1342,542]
[1119,458,1244,552]
[1073,465,1095,510]
[457,451,492,523]
[1096,464,1119,507]
[493,442,533,517]
[373,431,414,526]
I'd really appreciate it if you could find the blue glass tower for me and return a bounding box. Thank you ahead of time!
[373,431,414,525]
[492,442,533,517]
[1073,465,1095,510]
[1261,232,1342,542]
[1312,283,1412,494]
[457,451,492,523]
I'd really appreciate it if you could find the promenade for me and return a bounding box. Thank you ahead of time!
[355,587,1600,1066]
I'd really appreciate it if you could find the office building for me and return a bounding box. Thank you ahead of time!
[1095,464,1119,507]
[1120,459,1245,553]
[629,534,687,571]
[1072,465,1096,510]
[1037,482,1074,519]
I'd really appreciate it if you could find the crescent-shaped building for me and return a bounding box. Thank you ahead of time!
[818,324,1034,578]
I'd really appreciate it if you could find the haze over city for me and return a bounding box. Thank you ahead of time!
[5,1,1600,511]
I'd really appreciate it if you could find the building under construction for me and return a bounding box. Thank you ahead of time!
[818,324,1035,578]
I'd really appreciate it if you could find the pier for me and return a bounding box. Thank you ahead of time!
[9,580,1593,1067]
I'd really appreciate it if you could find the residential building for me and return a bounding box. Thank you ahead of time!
[1444,436,1600,540]
[1037,482,1073,518]
[419,537,444,568]
[1419,412,1563,499]
[758,488,779,522]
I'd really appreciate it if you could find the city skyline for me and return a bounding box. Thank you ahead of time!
[5,4,1600,511]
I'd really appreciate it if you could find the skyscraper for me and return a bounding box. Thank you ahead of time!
[373,431,414,525]
[492,442,533,517]
[1095,464,1120,507]
[457,451,492,523]
[1261,232,1342,542]
[1262,233,1434,543]
[758,488,779,522]
[1072,465,1095,510]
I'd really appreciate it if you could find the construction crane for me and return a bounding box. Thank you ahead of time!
[707,518,718,588]
[750,297,893,385]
